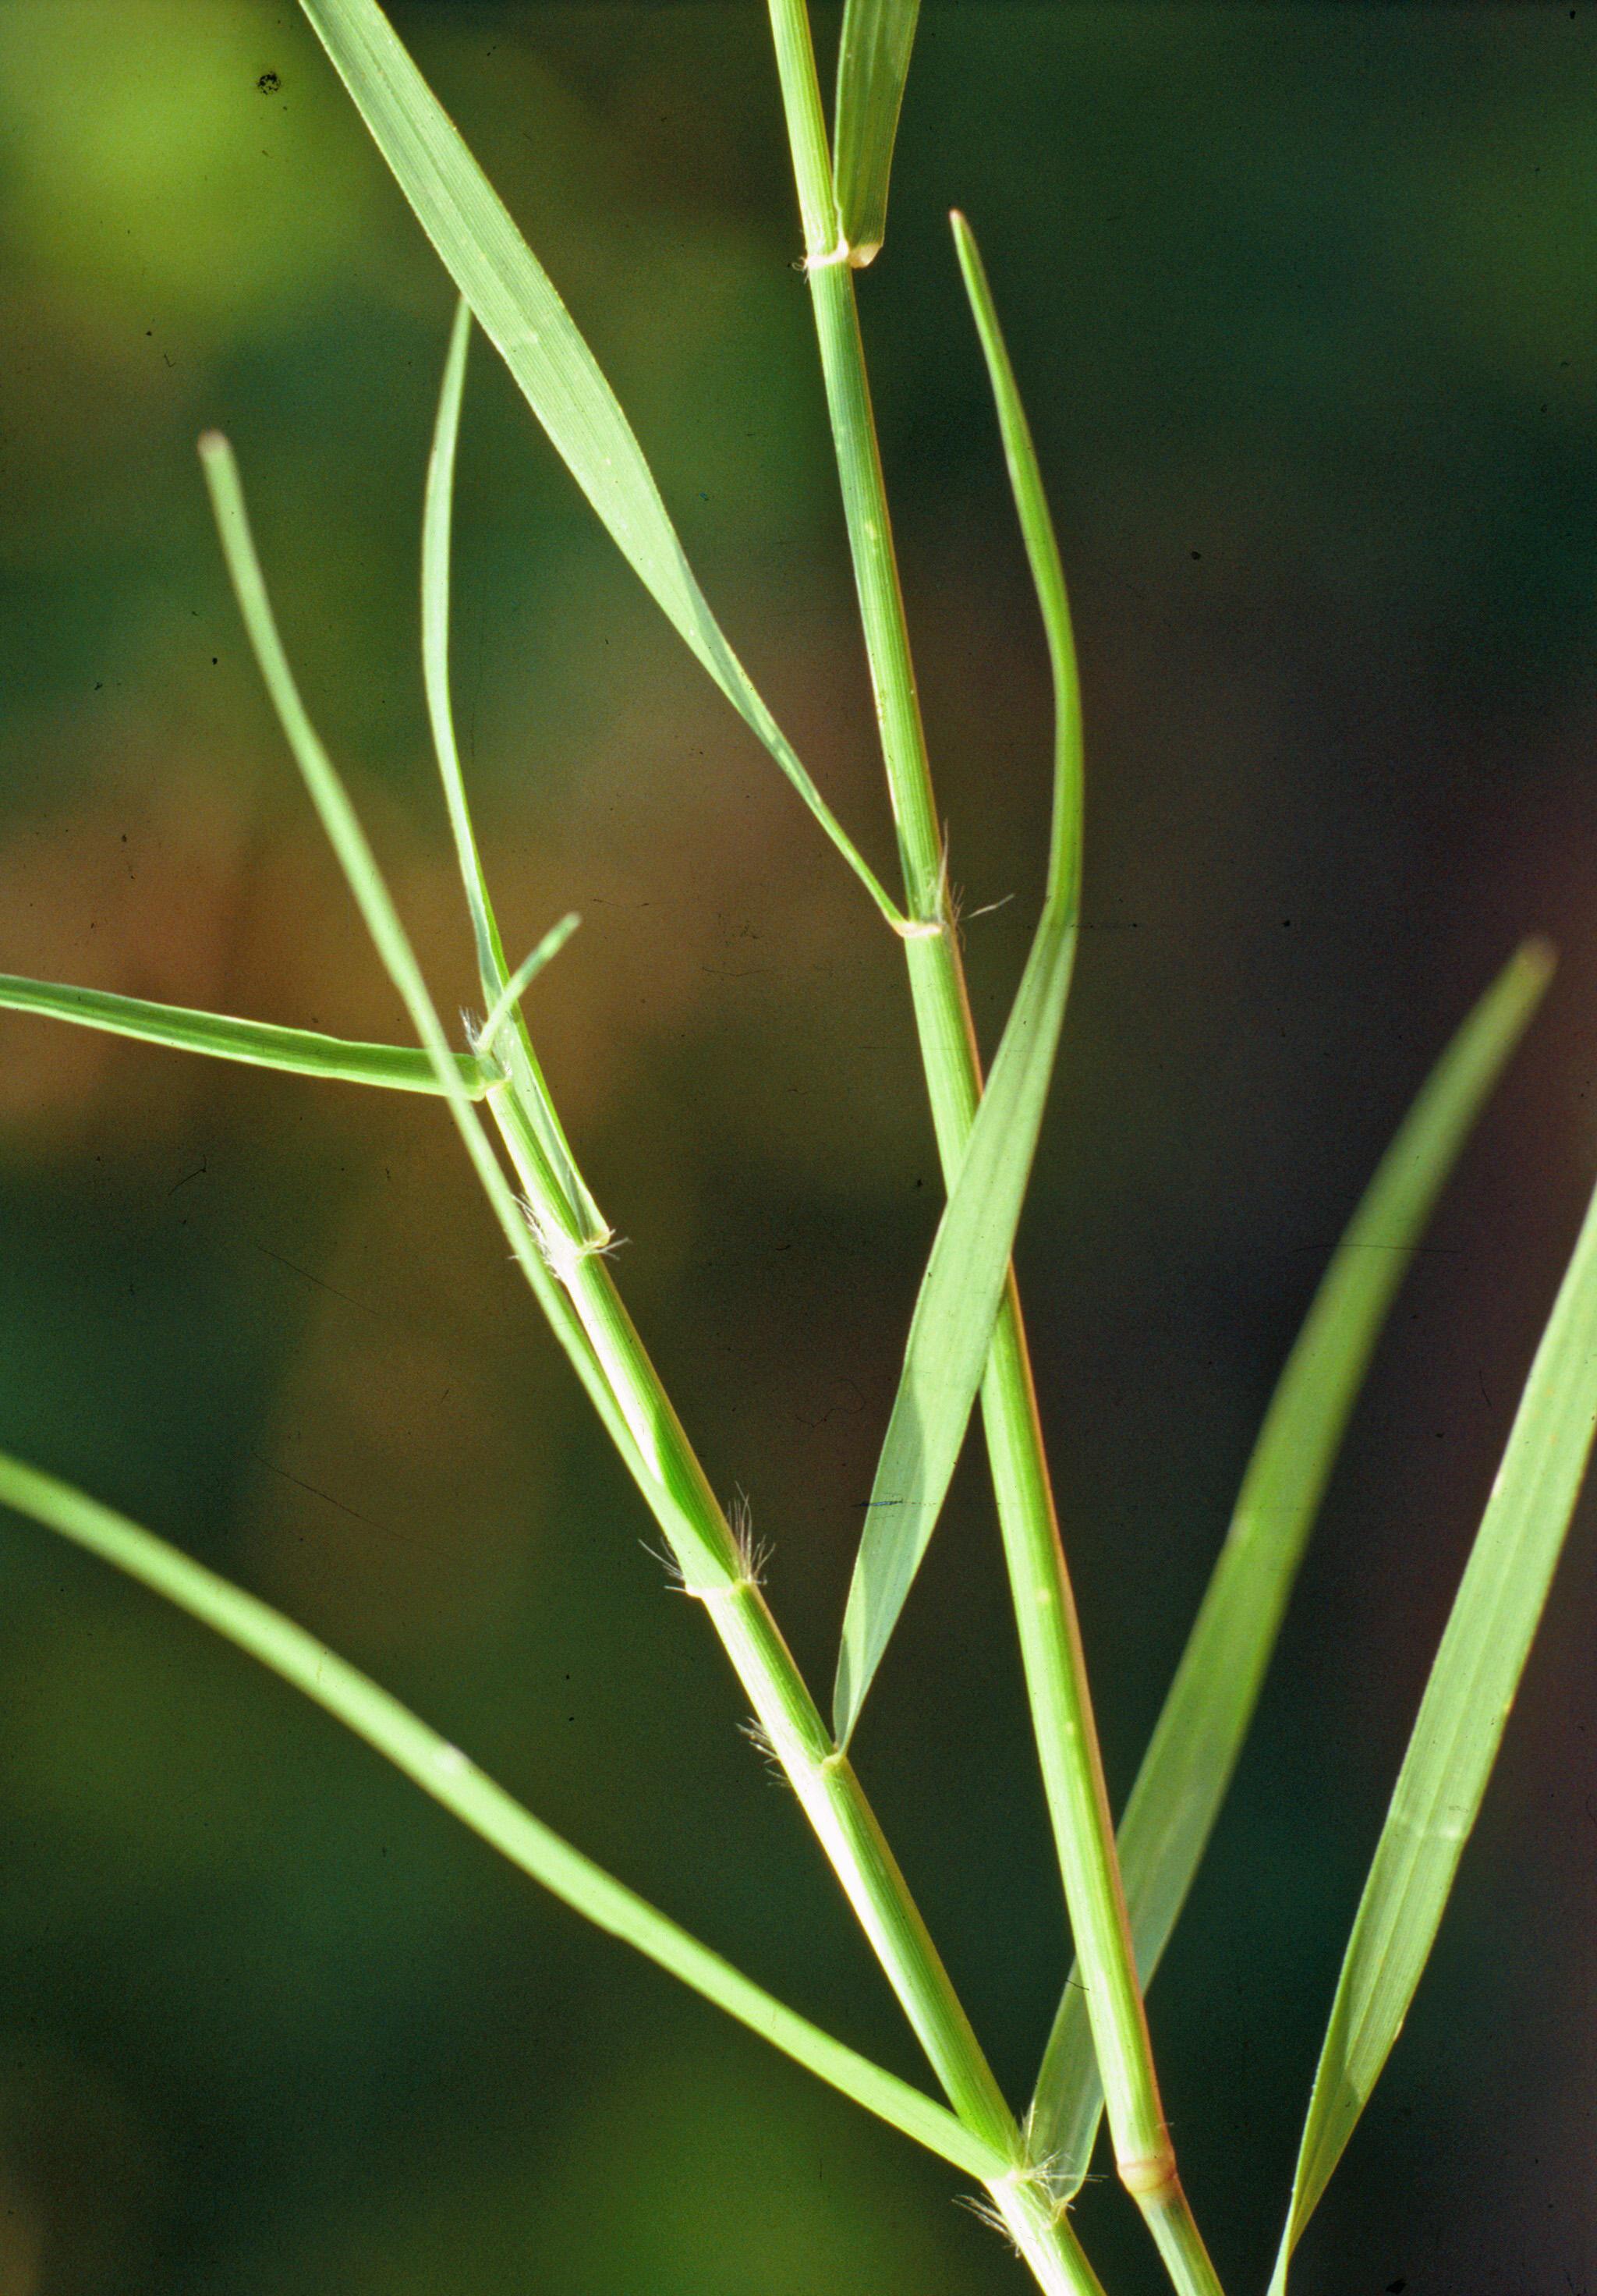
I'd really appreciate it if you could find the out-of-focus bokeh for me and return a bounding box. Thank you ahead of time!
[0,2,1594,2290]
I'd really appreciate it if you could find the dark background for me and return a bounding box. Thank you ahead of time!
[0,3,1593,2291]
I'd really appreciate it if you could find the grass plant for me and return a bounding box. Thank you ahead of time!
[0,5,1590,2291]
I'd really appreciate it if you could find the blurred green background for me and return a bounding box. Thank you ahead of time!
[0,2,1594,2291]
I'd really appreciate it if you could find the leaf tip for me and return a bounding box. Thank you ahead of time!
[1517,933,1557,989]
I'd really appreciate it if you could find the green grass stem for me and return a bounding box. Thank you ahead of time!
[3,15,1578,2295]
[763,9,1220,2289]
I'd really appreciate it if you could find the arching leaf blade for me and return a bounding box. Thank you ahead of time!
[833,217,1082,1746]
[199,429,672,1543]
[296,0,903,929]
[0,1450,1004,2187]
[834,914,1075,1744]
[420,296,601,1235]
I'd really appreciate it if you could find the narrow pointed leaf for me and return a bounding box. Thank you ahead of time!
[296,0,903,930]
[476,912,581,1059]
[422,297,601,1237]
[1268,1139,1597,2291]
[0,1451,1004,2186]
[834,0,922,266]
[423,294,501,1004]
[0,971,498,1096]
[1029,939,1555,2188]
[198,430,678,1553]
[832,216,1083,1745]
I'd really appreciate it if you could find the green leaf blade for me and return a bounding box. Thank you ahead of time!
[421,296,602,1238]
[198,427,675,1538]
[832,218,1083,1746]
[834,0,922,266]
[834,916,1075,1744]
[951,215,1081,909]
[296,0,902,929]
[1028,938,1555,2191]
[0,1450,1004,2188]
[422,293,497,997]
[0,971,495,1097]
[1270,1114,1597,2289]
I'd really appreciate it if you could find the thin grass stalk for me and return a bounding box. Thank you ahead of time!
[763,5,1220,2287]
[423,296,604,1238]
[418,824,1113,2296]
[208,412,1102,2295]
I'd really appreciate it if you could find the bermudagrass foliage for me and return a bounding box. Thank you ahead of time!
[0,5,1588,2294]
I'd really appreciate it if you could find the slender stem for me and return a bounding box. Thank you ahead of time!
[487,1058,1104,2295]
[765,6,1222,2291]
[496,1079,1009,2124]
[557,1145,1023,2113]
[413,270,1098,2286]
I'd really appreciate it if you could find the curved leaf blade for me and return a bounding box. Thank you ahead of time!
[834,0,922,266]
[422,294,501,1004]
[1028,939,1556,2188]
[296,0,903,930]
[0,971,496,1097]
[833,918,1075,1745]
[199,430,673,1543]
[832,215,1083,1745]
[1269,1118,1597,2290]
[421,297,601,1236]
[0,1450,1004,2186]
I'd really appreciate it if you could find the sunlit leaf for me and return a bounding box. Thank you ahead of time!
[296,0,903,928]
[832,214,1083,1744]
[0,1449,1004,2186]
